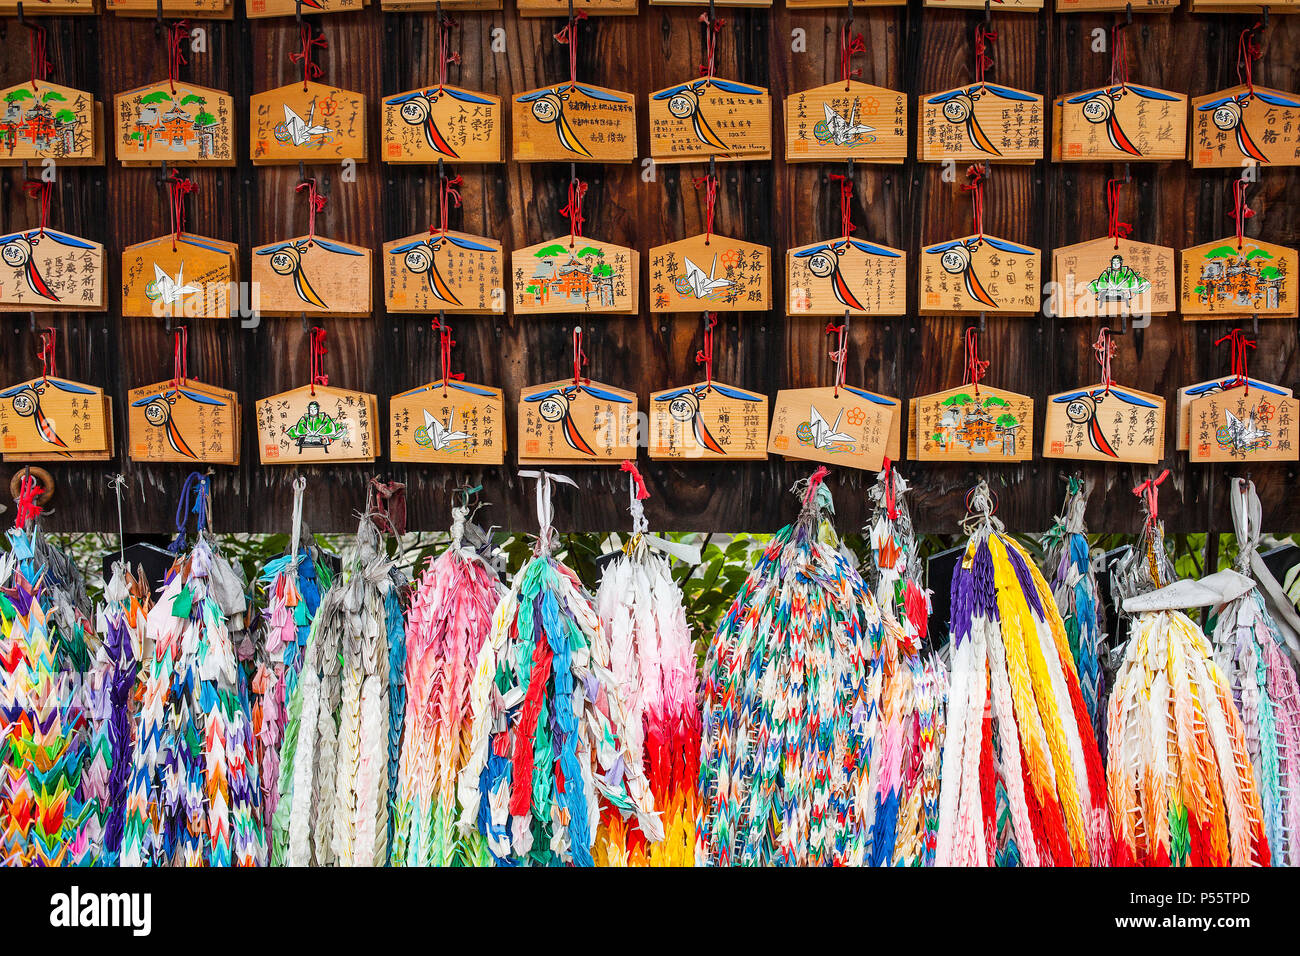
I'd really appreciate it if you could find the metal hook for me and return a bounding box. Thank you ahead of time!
[301,312,310,333]
[1123,161,1131,184]
[1251,313,1259,336]
[984,0,991,24]
[847,0,855,28]
[295,0,303,25]
[155,0,165,36]
[975,312,986,334]
[1262,5,1269,29]
[1124,2,1132,25]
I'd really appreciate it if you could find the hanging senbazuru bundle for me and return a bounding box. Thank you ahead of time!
[457,471,662,867]
[273,490,409,867]
[592,462,700,867]
[1043,476,1107,743]
[250,477,333,835]
[863,461,947,867]
[390,488,504,868]
[698,468,893,866]
[121,472,263,867]
[1205,477,1300,866]
[0,476,97,866]
[938,480,1110,868]
[1107,472,1269,867]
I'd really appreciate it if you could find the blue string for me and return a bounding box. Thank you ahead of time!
[169,472,208,552]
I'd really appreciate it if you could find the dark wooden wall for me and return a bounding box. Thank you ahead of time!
[0,1,1296,535]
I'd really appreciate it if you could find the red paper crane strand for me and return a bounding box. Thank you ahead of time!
[620,460,650,501]
[290,22,328,92]
[963,164,986,240]
[432,316,463,396]
[1214,327,1256,395]
[38,327,57,383]
[1133,469,1169,534]
[1232,178,1255,251]
[1094,327,1116,395]
[696,312,718,386]
[171,326,189,387]
[963,325,988,397]
[883,457,900,520]
[1110,22,1128,90]
[840,25,866,89]
[297,178,327,243]
[29,22,50,90]
[309,326,329,396]
[433,172,463,235]
[572,326,589,387]
[974,25,996,86]
[828,172,855,239]
[23,179,51,238]
[14,473,44,531]
[826,321,848,397]
[692,173,718,243]
[167,173,197,251]
[1106,178,1131,249]
[168,21,191,96]
[802,466,830,506]
[1238,22,1264,95]
[699,11,726,79]
[561,178,588,249]
[437,15,460,92]
[553,10,587,88]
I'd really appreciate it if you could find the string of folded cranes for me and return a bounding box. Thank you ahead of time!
[4,450,1299,866]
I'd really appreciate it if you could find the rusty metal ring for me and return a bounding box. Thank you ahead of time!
[10,467,54,508]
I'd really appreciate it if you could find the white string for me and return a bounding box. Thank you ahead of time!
[108,474,127,567]
[519,470,576,554]
[290,476,307,565]
[628,471,648,537]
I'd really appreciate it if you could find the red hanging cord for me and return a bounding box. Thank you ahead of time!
[38,327,57,383]
[839,24,866,90]
[296,178,327,244]
[13,474,44,530]
[1214,327,1256,395]
[166,172,197,251]
[436,14,460,93]
[553,10,587,88]
[572,326,589,387]
[432,315,464,395]
[802,465,830,506]
[308,326,328,395]
[963,326,988,397]
[168,21,191,96]
[1106,178,1131,249]
[1110,22,1128,90]
[1238,22,1264,96]
[29,22,50,90]
[699,11,725,79]
[826,320,848,397]
[974,25,996,86]
[1231,178,1254,251]
[432,172,463,235]
[882,456,899,520]
[1133,469,1169,533]
[171,325,189,386]
[828,172,855,239]
[22,179,51,238]
[1094,327,1116,395]
[560,179,588,249]
[289,22,328,92]
[696,312,718,386]
[691,172,718,243]
[620,460,650,501]
[963,164,986,240]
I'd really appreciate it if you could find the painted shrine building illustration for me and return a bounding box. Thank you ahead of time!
[1,89,79,155]
[932,392,1023,456]
[127,92,218,157]
[1194,245,1287,311]
[525,244,616,309]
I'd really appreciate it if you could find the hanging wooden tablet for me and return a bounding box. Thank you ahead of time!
[785,78,907,163]
[384,85,503,163]
[1177,378,1291,450]
[107,0,233,16]
[1189,0,1299,14]
[785,0,903,6]
[0,80,103,166]
[652,0,771,6]
[251,81,367,165]
[768,386,899,471]
[1192,85,1300,167]
[114,81,236,166]
[649,76,771,162]
[247,0,365,17]
[1188,385,1299,462]
[517,0,636,13]
[0,0,97,13]
[650,381,767,460]
[257,385,378,463]
[511,238,637,315]
[384,231,503,315]
[253,235,370,315]
[391,382,506,465]
[513,81,637,162]
[788,236,906,316]
[122,233,238,319]
[0,225,106,312]
[380,0,500,10]
[919,234,1040,315]
[1180,189,1297,320]
[1057,0,1175,10]
[128,382,239,464]
[0,329,111,461]
[924,0,1041,8]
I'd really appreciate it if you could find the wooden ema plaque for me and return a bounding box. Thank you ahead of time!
[390,379,505,465]
[108,0,233,16]
[788,236,906,316]
[381,0,501,10]
[517,0,636,14]
[252,235,372,316]
[924,0,1041,7]
[114,81,235,166]
[518,379,638,466]
[384,229,504,315]
[918,83,1044,164]
[1192,85,1300,168]
[649,76,771,163]
[909,384,1033,463]
[247,0,365,17]
[651,0,770,5]
[1176,377,1292,450]
[785,81,907,164]
[1049,237,1176,319]
[0,0,96,12]
[1055,84,1188,162]
[1190,0,1300,12]
[1057,0,1176,10]
[511,236,638,316]
[0,376,111,459]
[1179,236,1297,320]
[0,227,105,312]
[122,233,238,320]
[919,233,1040,315]
[1043,382,1165,464]
[383,85,503,164]
[648,234,770,313]
[1188,384,1299,463]
[250,81,366,165]
[513,83,636,163]
[785,0,903,6]
[0,81,102,166]
[256,384,378,464]
[768,385,900,471]
[127,379,240,464]
[649,381,768,461]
